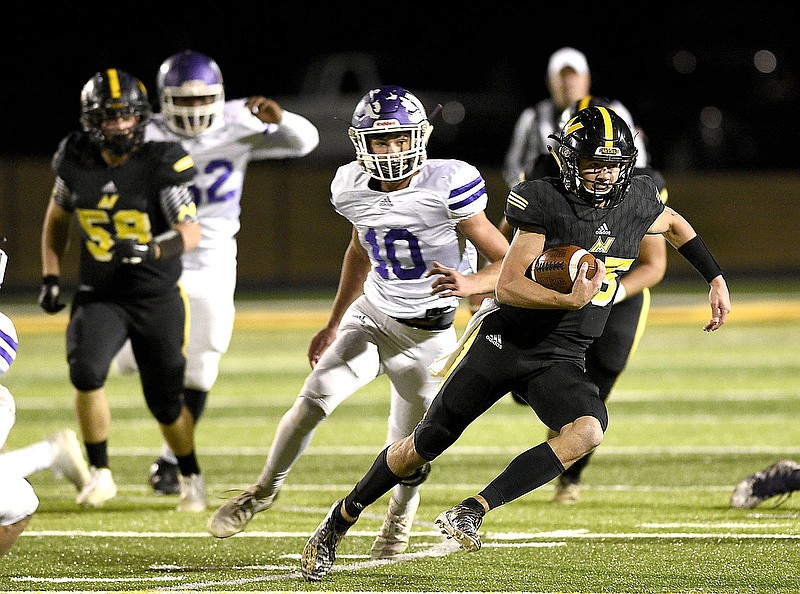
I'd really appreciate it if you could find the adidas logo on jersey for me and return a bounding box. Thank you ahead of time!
[486,334,502,349]
[595,223,611,236]
[378,196,393,209]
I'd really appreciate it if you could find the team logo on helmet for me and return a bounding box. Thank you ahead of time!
[349,85,432,182]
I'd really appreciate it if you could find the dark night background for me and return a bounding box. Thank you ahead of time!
[3,4,798,173]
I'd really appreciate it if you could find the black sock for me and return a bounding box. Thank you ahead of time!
[479,442,565,509]
[183,388,208,422]
[332,503,356,531]
[85,441,109,469]
[343,447,404,518]
[176,451,200,476]
[460,497,486,516]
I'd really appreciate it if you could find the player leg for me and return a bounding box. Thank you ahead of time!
[0,430,90,493]
[302,315,513,579]
[67,295,128,508]
[0,474,38,558]
[371,321,456,558]
[554,291,648,503]
[149,266,236,495]
[132,288,205,512]
[207,296,384,538]
[435,360,608,551]
[0,387,39,558]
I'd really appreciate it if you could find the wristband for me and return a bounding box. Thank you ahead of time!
[153,230,185,260]
[677,235,723,283]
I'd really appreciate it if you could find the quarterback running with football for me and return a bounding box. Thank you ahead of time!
[298,105,730,581]
[207,85,509,560]
[112,50,320,494]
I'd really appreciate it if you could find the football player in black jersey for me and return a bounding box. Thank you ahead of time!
[298,105,730,581]
[508,95,671,505]
[38,69,206,512]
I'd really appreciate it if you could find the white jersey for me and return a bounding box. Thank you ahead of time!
[145,99,319,270]
[331,159,488,319]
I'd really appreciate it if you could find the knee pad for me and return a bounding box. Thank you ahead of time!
[399,462,431,486]
[415,367,494,460]
[69,360,107,392]
[144,392,183,425]
[184,352,223,393]
[291,396,327,430]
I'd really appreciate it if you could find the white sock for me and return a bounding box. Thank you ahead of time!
[391,483,419,510]
[257,397,325,497]
[0,440,55,477]
[160,444,178,465]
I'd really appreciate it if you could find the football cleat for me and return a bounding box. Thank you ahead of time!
[149,456,180,495]
[207,485,276,538]
[49,429,91,492]
[301,500,352,581]
[435,503,484,552]
[76,467,117,508]
[177,473,207,512]
[371,492,420,559]
[730,460,800,509]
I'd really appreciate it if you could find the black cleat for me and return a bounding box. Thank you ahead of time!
[301,500,352,581]
[731,460,800,509]
[149,457,180,495]
[435,503,484,552]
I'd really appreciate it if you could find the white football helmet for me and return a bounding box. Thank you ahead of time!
[348,85,432,182]
[157,50,225,137]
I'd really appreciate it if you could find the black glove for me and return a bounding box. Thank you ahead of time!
[112,239,157,265]
[39,274,66,314]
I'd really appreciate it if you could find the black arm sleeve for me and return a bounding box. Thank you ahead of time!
[677,235,723,282]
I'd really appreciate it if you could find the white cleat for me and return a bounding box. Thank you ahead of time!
[177,473,207,512]
[207,485,275,538]
[76,467,117,508]
[50,429,91,492]
[371,493,420,559]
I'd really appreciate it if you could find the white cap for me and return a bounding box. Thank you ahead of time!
[547,47,590,77]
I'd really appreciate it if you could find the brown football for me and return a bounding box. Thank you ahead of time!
[527,245,599,294]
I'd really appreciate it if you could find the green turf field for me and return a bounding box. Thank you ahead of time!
[1,288,799,593]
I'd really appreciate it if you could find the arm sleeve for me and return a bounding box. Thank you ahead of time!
[249,111,320,160]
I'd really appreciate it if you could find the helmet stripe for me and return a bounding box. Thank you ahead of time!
[597,106,613,147]
[578,95,593,111]
[107,69,121,99]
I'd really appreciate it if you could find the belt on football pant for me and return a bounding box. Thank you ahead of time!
[392,307,456,330]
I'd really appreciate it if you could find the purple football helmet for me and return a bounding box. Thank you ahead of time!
[348,85,431,182]
[157,50,225,136]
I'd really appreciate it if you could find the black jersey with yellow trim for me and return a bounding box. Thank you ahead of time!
[52,132,196,298]
[500,176,664,348]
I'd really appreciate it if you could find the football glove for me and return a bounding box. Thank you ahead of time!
[112,239,157,265]
[38,274,66,314]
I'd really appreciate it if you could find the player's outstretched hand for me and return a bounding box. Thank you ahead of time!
[704,276,731,332]
[428,261,473,298]
[246,97,283,124]
[308,326,337,369]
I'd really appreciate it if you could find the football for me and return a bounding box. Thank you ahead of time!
[527,245,599,293]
